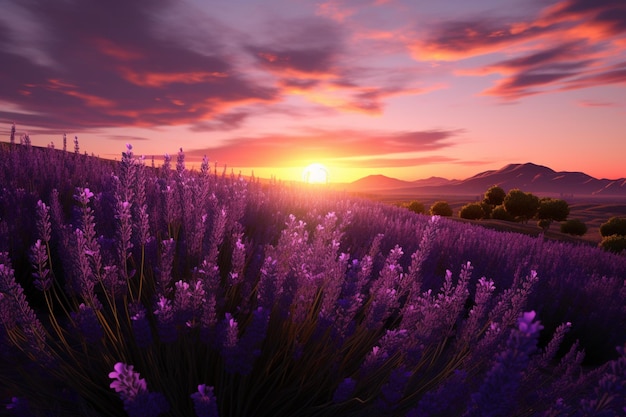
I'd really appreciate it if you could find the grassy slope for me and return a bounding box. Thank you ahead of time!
[359,192,626,246]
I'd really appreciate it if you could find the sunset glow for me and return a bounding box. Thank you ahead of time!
[302,163,329,184]
[1,0,625,182]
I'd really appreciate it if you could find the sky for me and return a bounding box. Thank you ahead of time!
[1,0,625,183]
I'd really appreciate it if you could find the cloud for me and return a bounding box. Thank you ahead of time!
[577,99,621,107]
[0,0,446,134]
[329,155,458,168]
[246,15,439,115]
[107,135,151,142]
[411,0,626,99]
[184,128,462,167]
[0,0,278,130]
[539,0,626,37]
[410,18,549,61]
[189,111,251,132]
[562,61,626,90]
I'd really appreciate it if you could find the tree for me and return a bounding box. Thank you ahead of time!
[406,201,425,215]
[599,235,626,254]
[459,202,485,220]
[491,205,514,221]
[599,217,626,237]
[536,198,569,230]
[429,201,452,217]
[560,219,587,236]
[503,189,539,222]
[484,185,506,206]
[480,201,493,218]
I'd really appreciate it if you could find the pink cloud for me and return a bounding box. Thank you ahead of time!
[184,128,462,167]
[411,0,626,99]
[577,99,620,107]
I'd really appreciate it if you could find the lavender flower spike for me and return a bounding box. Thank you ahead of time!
[109,362,170,417]
[191,384,220,417]
[109,362,147,403]
[518,310,544,336]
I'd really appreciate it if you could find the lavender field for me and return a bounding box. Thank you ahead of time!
[1,142,625,416]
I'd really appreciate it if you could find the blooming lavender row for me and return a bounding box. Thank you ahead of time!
[0,140,625,416]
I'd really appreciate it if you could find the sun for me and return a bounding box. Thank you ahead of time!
[302,163,329,184]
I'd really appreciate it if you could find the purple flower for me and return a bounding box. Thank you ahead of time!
[333,377,357,403]
[380,367,411,408]
[130,303,153,348]
[75,187,94,205]
[464,311,544,417]
[109,362,147,403]
[36,200,52,243]
[190,384,219,417]
[154,295,177,343]
[221,313,239,349]
[30,239,52,291]
[109,362,169,417]
[71,303,103,344]
[5,396,30,416]
[518,311,544,337]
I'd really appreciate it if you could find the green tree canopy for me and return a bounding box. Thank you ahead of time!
[491,205,513,221]
[484,185,506,206]
[536,198,570,230]
[599,234,626,254]
[599,217,626,237]
[560,219,587,236]
[429,201,453,217]
[537,198,569,221]
[480,201,493,218]
[459,202,485,220]
[503,189,540,222]
[406,200,426,215]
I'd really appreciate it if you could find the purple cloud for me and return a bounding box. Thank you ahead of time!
[0,0,278,130]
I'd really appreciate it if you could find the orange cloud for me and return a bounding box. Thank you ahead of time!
[413,0,626,99]
[92,38,143,61]
[316,1,355,22]
[184,128,462,167]
[119,68,229,87]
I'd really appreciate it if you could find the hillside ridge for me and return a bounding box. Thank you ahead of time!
[347,162,626,196]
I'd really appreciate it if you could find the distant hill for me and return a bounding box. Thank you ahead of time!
[349,174,414,190]
[346,163,626,196]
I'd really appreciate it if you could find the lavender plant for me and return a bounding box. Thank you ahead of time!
[0,138,625,416]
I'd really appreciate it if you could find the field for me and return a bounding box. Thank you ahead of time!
[364,191,626,246]
[1,144,625,416]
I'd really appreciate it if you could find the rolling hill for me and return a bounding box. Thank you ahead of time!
[346,163,626,196]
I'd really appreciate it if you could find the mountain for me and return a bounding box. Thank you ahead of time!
[411,176,455,187]
[348,174,416,191]
[346,163,626,196]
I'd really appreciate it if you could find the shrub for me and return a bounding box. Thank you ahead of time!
[484,185,506,206]
[459,202,484,220]
[479,201,493,218]
[429,200,452,217]
[503,189,540,222]
[599,234,626,254]
[491,205,514,221]
[561,219,587,236]
[536,198,569,230]
[599,217,626,237]
[406,200,425,215]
